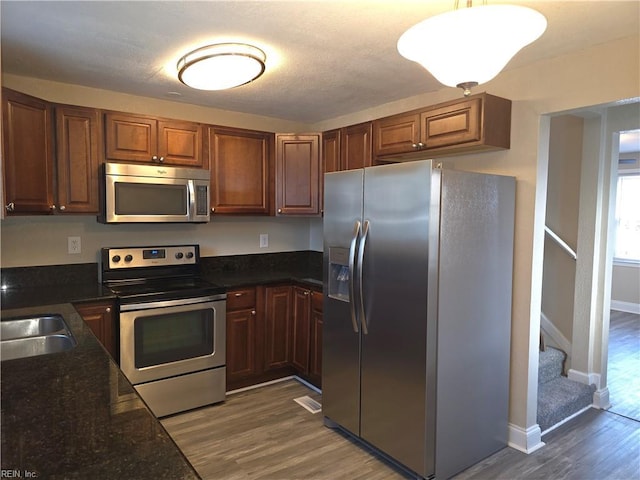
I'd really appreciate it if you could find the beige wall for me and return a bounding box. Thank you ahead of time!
[1,34,639,446]
[541,115,584,343]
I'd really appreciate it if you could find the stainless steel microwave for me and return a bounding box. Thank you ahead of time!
[99,162,210,223]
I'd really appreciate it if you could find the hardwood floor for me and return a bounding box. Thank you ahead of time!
[162,378,640,480]
[607,310,640,421]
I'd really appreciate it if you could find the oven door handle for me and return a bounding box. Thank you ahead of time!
[119,294,226,312]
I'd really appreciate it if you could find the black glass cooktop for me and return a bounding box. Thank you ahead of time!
[107,276,225,303]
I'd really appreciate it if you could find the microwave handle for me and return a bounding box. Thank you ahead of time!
[188,180,196,219]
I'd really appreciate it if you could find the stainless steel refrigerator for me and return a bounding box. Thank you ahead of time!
[322,159,515,480]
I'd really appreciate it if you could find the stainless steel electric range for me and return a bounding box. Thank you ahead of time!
[101,244,226,417]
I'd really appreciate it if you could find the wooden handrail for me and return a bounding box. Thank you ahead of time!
[545,226,577,260]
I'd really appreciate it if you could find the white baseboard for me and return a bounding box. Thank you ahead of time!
[567,369,601,389]
[610,300,640,314]
[226,376,296,395]
[508,423,545,454]
[540,311,572,357]
[593,387,611,410]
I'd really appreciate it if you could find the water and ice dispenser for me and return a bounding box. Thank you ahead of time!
[328,247,350,302]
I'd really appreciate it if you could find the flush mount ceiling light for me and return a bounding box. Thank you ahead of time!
[397,1,547,96]
[177,43,266,90]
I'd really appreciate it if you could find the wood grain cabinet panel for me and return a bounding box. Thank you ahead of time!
[158,120,204,168]
[373,112,421,158]
[373,93,511,160]
[207,127,272,215]
[309,290,323,387]
[340,122,373,171]
[105,112,204,167]
[322,129,341,174]
[275,134,320,216]
[73,300,116,359]
[264,285,293,370]
[55,105,101,213]
[2,88,55,215]
[292,286,312,373]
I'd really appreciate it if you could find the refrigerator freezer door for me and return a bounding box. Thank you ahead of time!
[359,160,439,477]
[323,168,364,436]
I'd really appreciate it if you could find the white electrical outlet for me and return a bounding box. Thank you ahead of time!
[260,233,269,248]
[68,236,81,254]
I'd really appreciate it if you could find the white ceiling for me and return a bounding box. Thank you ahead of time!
[1,1,639,125]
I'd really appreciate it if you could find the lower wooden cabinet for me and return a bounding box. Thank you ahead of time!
[309,290,323,386]
[225,283,322,391]
[73,300,116,359]
[226,287,259,385]
[264,285,293,370]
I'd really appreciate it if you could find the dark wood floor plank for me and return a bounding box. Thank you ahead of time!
[608,310,640,421]
[162,378,640,480]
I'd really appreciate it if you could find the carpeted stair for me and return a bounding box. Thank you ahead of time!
[537,346,596,432]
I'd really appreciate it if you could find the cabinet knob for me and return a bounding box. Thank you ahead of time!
[251,310,256,315]
[210,207,215,213]
[50,205,56,211]
[5,202,15,212]
[417,142,425,149]
[105,307,111,313]
[158,156,165,163]
[277,208,282,214]
[234,293,244,297]
[152,155,158,162]
[304,290,310,295]
[59,205,66,211]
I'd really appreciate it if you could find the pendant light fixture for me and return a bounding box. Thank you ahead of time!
[177,43,266,90]
[397,1,547,96]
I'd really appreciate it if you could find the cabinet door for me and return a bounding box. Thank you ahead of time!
[373,112,420,158]
[208,127,271,214]
[322,129,341,173]
[74,301,116,358]
[264,285,293,370]
[104,112,158,163]
[341,122,372,171]
[420,97,482,149]
[158,120,205,168]
[226,308,258,383]
[2,88,55,214]
[291,287,311,373]
[275,134,320,216]
[55,105,101,213]
[309,290,323,385]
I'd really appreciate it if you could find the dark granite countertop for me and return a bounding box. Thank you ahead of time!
[0,251,323,478]
[0,302,200,479]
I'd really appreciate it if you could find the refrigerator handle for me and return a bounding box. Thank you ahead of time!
[348,220,361,333]
[357,220,370,335]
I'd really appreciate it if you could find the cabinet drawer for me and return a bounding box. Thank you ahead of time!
[227,288,257,311]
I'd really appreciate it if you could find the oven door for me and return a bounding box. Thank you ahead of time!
[119,295,225,385]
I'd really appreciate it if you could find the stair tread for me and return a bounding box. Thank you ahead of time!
[537,376,596,431]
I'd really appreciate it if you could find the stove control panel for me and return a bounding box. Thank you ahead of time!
[104,245,198,269]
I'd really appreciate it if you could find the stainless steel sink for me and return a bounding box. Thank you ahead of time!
[1,314,77,361]
[1,315,68,340]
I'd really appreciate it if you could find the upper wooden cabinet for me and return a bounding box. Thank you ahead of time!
[322,122,373,172]
[2,88,56,215]
[322,129,341,174]
[55,105,101,214]
[373,93,511,159]
[104,112,205,168]
[206,126,272,215]
[275,133,321,216]
[340,122,373,171]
